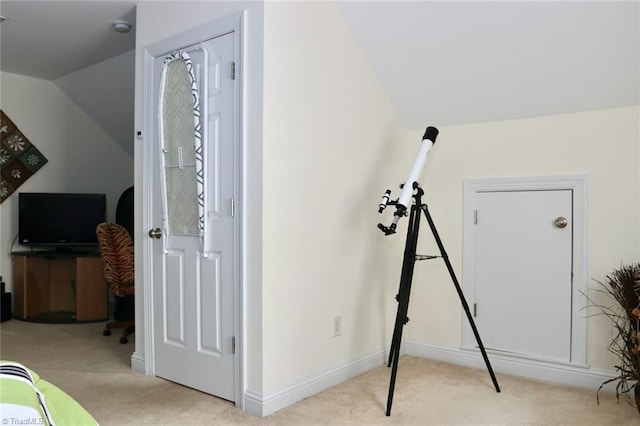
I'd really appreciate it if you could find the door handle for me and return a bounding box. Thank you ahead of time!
[554,217,568,229]
[148,228,162,239]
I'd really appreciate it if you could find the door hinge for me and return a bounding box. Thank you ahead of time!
[474,209,478,225]
[473,303,477,317]
[231,61,236,80]
[232,336,236,354]
[230,198,235,217]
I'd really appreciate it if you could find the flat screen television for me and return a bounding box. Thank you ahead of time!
[18,192,106,250]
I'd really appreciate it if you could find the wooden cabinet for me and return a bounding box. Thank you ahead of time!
[13,252,107,322]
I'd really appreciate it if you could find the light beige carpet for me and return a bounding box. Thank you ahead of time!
[0,319,637,425]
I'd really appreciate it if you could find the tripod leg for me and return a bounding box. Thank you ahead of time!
[387,263,414,414]
[387,300,403,367]
[421,205,501,393]
[387,205,418,367]
[387,254,414,367]
[386,323,404,416]
[388,274,410,367]
[386,203,421,415]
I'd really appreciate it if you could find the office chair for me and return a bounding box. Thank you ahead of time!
[96,222,135,344]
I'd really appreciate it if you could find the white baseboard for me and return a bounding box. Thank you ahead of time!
[403,340,615,391]
[243,350,387,417]
[131,352,146,374]
[244,340,618,418]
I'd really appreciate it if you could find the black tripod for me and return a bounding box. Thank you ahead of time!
[380,184,501,416]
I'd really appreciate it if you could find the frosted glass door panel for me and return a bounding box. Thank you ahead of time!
[161,56,201,236]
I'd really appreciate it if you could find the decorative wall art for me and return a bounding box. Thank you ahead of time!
[0,110,48,203]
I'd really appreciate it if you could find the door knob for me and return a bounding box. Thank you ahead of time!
[148,228,162,239]
[554,217,568,229]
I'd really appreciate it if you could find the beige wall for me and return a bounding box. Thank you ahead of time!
[400,106,640,370]
[0,72,134,293]
[262,1,405,390]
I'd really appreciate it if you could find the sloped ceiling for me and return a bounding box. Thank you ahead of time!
[337,1,639,128]
[0,1,136,156]
[0,1,638,153]
[0,1,136,80]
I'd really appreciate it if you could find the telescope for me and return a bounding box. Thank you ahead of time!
[377,126,439,235]
[377,125,501,417]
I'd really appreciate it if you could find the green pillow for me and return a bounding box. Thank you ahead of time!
[0,361,98,426]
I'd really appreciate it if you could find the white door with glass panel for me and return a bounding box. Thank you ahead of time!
[149,32,237,401]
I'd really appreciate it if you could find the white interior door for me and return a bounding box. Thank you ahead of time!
[470,190,573,362]
[149,31,237,401]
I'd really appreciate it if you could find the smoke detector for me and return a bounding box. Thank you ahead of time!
[112,20,132,34]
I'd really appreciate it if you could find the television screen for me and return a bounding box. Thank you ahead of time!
[18,192,106,249]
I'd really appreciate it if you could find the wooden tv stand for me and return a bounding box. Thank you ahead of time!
[12,251,107,323]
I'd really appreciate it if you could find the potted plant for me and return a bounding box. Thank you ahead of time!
[594,263,640,414]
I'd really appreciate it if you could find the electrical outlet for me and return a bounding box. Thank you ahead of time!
[333,315,342,337]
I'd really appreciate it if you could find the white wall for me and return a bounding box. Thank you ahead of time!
[55,50,136,157]
[0,71,134,292]
[261,1,405,392]
[400,106,640,371]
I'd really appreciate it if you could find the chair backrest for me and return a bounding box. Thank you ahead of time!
[96,223,134,297]
[115,186,134,241]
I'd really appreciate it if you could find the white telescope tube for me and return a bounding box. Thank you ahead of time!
[396,126,439,210]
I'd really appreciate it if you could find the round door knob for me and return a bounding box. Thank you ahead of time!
[554,217,568,229]
[148,228,162,239]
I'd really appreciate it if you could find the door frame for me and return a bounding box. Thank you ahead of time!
[140,12,245,407]
[461,175,588,367]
